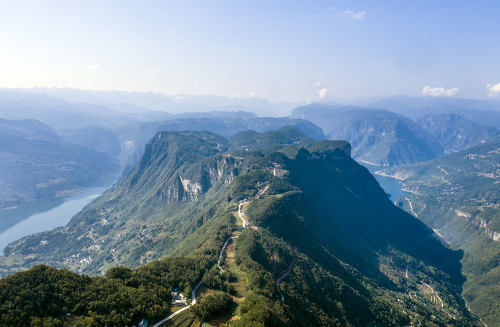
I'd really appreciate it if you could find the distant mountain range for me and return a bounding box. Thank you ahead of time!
[3,89,499,169]
[418,113,499,153]
[0,127,479,326]
[2,90,499,216]
[0,90,135,132]
[364,95,500,129]
[5,87,298,116]
[380,141,500,326]
[0,118,119,217]
[0,89,323,169]
[291,103,443,166]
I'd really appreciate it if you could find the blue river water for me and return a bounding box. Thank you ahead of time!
[361,163,406,201]
[0,165,402,254]
[0,181,114,253]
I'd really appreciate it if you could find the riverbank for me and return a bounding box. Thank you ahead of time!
[0,175,117,253]
[359,162,406,201]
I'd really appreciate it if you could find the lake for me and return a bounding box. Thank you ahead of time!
[0,181,115,253]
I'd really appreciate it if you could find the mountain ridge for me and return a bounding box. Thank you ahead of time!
[0,127,479,326]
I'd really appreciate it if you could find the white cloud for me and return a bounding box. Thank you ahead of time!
[318,87,328,99]
[486,83,500,96]
[85,64,100,71]
[343,9,366,20]
[312,81,328,99]
[249,91,256,97]
[421,86,459,97]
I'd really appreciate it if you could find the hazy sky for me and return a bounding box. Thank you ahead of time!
[1,0,499,101]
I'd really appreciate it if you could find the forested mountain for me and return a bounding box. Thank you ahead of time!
[380,141,500,326]
[291,103,442,166]
[0,127,479,326]
[114,116,324,171]
[0,118,119,214]
[418,114,499,153]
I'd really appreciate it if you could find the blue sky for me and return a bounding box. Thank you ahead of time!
[0,0,499,101]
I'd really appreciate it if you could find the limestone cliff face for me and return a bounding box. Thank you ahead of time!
[121,131,348,205]
[455,209,500,242]
[160,155,242,203]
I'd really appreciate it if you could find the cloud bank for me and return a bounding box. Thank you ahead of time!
[421,86,459,97]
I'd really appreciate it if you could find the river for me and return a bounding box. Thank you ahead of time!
[361,163,406,201]
[0,165,402,254]
[0,179,115,253]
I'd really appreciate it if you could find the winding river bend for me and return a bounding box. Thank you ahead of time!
[0,179,115,253]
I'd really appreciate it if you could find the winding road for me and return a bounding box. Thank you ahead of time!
[152,185,271,326]
[405,197,418,217]
[437,165,449,183]
[422,281,444,309]
[238,185,269,228]
[152,280,203,327]
[275,247,298,303]
[218,236,237,273]
[238,202,248,228]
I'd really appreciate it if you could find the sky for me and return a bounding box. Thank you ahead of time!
[0,0,499,102]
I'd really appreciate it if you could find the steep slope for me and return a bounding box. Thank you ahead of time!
[380,141,500,326]
[291,103,442,166]
[0,131,234,274]
[0,118,119,214]
[0,128,313,275]
[418,114,499,153]
[0,129,479,326]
